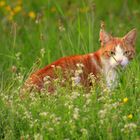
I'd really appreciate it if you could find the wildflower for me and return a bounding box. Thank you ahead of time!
[34,133,43,140]
[15,52,21,60]
[85,99,91,105]
[121,123,137,133]
[40,48,45,57]
[79,7,89,13]
[98,109,107,119]
[81,128,88,135]
[35,13,43,24]
[40,33,45,40]
[58,19,65,32]
[122,115,127,121]
[123,97,128,103]
[0,0,5,7]
[13,5,22,13]
[7,10,15,21]
[17,0,22,5]
[51,6,56,13]
[73,107,80,120]
[76,63,84,68]
[127,114,133,119]
[29,11,36,19]
[111,102,120,109]
[67,104,73,110]
[64,138,70,140]
[5,5,11,11]
[71,92,80,100]
[48,128,54,132]
[52,117,61,125]
[58,25,65,32]
[11,65,17,73]
[39,112,48,117]
[10,11,15,16]
[43,76,51,82]
[83,93,91,99]
[7,15,13,21]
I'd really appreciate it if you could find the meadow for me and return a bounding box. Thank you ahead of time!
[0,0,140,139]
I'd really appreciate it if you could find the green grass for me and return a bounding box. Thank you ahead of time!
[0,0,140,139]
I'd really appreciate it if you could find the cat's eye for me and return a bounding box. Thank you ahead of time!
[124,51,130,55]
[110,51,115,55]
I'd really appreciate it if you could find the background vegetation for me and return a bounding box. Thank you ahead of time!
[0,0,140,139]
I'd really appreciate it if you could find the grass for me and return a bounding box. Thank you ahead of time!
[0,0,140,139]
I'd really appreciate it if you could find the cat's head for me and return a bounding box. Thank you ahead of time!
[99,26,137,69]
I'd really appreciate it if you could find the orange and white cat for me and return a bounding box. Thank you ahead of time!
[23,24,137,92]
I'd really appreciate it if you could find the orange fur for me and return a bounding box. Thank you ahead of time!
[22,24,137,92]
[24,52,102,92]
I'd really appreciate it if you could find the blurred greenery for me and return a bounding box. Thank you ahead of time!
[0,0,140,74]
[0,0,140,139]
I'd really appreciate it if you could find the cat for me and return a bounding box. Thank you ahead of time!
[22,23,137,93]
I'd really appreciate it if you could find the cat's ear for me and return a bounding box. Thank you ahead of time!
[99,22,112,46]
[123,29,137,46]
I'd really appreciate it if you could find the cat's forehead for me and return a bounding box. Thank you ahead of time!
[112,38,124,46]
[115,45,124,53]
[105,38,125,50]
[110,38,126,49]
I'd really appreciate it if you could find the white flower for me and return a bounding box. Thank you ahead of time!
[98,109,107,119]
[34,133,43,140]
[73,107,80,120]
[85,99,91,105]
[40,48,45,57]
[39,112,48,117]
[121,123,137,133]
[76,63,84,68]
[71,76,81,85]
[111,102,120,109]
[75,69,83,76]
[71,92,80,100]
[81,128,88,135]
[43,76,51,81]
[48,128,54,132]
[124,123,137,130]
[83,93,91,99]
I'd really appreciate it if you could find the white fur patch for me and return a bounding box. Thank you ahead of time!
[102,45,129,89]
[90,54,102,72]
[102,58,117,89]
[109,45,129,68]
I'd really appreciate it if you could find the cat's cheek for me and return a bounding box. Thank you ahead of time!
[109,57,117,68]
